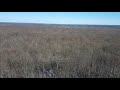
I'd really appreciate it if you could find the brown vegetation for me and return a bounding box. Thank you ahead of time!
[0,24,120,78]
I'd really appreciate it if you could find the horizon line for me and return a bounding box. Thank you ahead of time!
[0,22,120,26]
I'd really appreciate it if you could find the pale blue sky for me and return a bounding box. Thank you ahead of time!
[0,12,120,25]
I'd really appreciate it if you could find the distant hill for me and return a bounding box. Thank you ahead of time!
[0,22,120,29]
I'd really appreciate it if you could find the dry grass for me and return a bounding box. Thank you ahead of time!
[0,23,120,78]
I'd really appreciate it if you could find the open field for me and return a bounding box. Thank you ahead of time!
[0,23,120,78]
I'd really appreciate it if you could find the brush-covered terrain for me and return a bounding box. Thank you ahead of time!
[0,23,120,78]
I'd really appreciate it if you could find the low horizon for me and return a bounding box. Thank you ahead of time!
[0,21,120,26]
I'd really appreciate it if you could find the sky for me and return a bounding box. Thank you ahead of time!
[0,12,120,25]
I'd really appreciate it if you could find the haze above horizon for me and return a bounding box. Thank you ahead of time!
[0,12,120,25]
